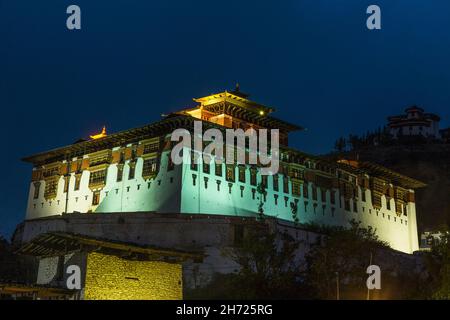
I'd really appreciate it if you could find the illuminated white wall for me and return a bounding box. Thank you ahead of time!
[26,147,419,254]
[179,148,418,253]
[26,149,182,220]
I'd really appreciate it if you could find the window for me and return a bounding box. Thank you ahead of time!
[142,158,158,177]
[43,167,59,178]
[344,199,350,211]
[261,175,268,189]
[75,160,83,172]
[117,165,123,182]
[203,162,210,174]
[63,177,70,193]
[167,155,174,171]
[283,177,289,193]
[330,190,336,204]
[128,165,135,180]
[238,166,246,183]
[361,188,366,202]
[215,162,222,176]
[312,186,318,201]
[131,147,137,160]
[372,193,382,209]
[119,152,125,164]
[89,153,111,167]
[44,179,58,198]
[244,136,250,149]
[303,184,309,198]
[291,168,304,180]
[90,169,107,185]
[321,189,327,203]
[273,175,279,191]
[250,169,257,186]
[292,182,301,196]
[143,142,159,154]
[353,201,357,212]
[386,197,391,210]
[74,174,81,190]
[226,165,235,182]
[190,152,198,171]
[92,191,100,205]
[33,182,41,199]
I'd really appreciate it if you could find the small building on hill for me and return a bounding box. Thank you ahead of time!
[388,106,441,139]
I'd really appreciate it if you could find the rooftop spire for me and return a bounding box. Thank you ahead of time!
[230,82,249,98]
[90,126,107,140]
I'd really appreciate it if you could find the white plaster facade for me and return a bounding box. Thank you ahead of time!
[26,143,420,254]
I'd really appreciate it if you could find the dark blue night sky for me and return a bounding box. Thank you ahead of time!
[1,0,450,238]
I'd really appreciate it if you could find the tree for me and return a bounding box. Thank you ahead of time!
[256,182,266,220]
[334,137,347,152]
[428,230,450,299]
[348,134,361,150]
[186,224,308,299]
[290,200,299,225]
[0,234,37,284]
[0,236,19,281]
[304,220,388,299]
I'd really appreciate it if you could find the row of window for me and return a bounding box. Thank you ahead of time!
[70,141,159,170]
[143,142,159,154]
[193,161,343,203]
[192,161,291,190]
[37,175,175,208]
[192,162,379,207]
[189,169,408,217]
[342,196,407,216]
[34,157,164,199]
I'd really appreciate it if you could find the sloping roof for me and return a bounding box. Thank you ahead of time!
[336,159,426,189]
[17,232,204,263]
[194,91,275,113]
[22,114,194,165]
[192,90,302,132]
[0,283,77,297]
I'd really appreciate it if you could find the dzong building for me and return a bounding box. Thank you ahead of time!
[11,87,425,299]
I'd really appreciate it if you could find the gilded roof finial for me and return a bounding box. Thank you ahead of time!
[90,126,107,140]
[230,82,249,98]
